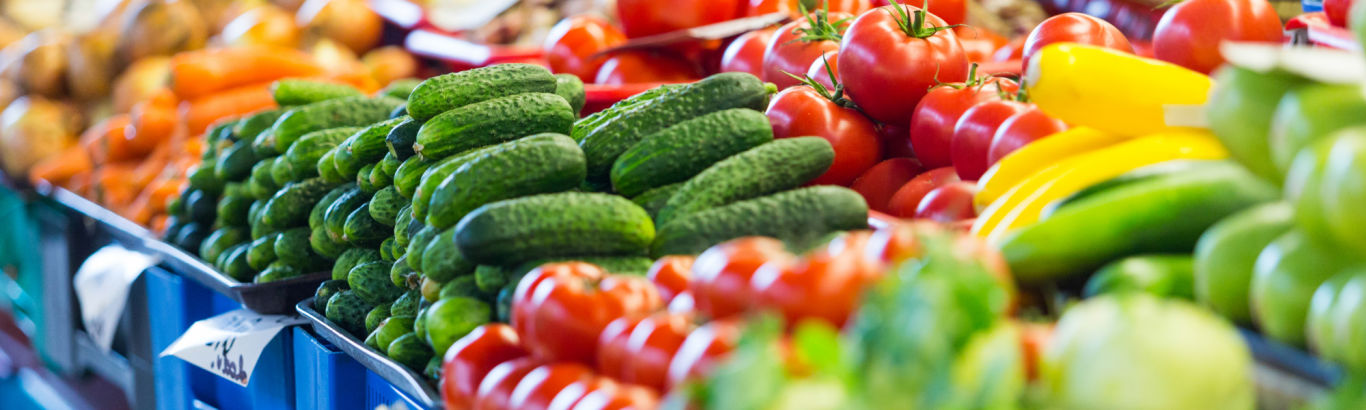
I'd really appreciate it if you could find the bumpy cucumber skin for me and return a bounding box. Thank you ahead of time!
[271,79,363,106]
[405,63,556,121]
[334,247,382,281]
[421,227,475,282]
[455,192,655,265]
[310,183,357,230]
[393,157,436,199]
[337,117,406,178]
[411,144,501,221]
[265,96,404,155]
[414,93,575,160]
[571,84,686,142]
[343,203,390,247]
[369,186,405,226]
[610,108,773,197]
[657,137,833,225]
[554,73,586,116]
[260,178,339,230]
[652,186,869,257]
[285,127,363,180]
[425,133,586,229]
[386,118,421,160]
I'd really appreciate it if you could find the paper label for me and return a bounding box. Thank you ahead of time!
[74,245,160,351]
[160,309,307,386]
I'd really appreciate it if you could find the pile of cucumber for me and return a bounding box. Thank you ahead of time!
[164,64,869,378]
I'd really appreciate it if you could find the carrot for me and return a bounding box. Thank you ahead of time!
[181,81,277,134]
[93,163,139,210]
[67,171,93,197]
[80,115,132,165]
[125,176,187,225]
[126,94,182,158]
[130,141,174,189]
[170,46,324,100]
[151,214,170,236]
[29,145,93,186]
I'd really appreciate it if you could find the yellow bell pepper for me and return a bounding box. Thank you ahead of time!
[1025,43,1213,137]
[972,130,1228,244]
[975,127,1127,210]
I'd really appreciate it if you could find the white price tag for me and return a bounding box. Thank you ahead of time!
[425,0,518,32]
[74,245,160,352]
[160,309,307,386]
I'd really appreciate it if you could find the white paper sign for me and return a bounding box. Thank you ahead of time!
[425,0,518,32]
[160,309,307,386]
[74,245,160,351]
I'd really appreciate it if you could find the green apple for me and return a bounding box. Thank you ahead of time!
[1207,66,1308,183]
[1250,230,1357,347]
[1307,268,1366,371]
[1194,202,1294,324]
[1318,129,1366,253]
[1269,83,1366,176]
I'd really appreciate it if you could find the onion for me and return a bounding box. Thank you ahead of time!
[296,0,383,54]
[111,56,171,113]
[216,4,300,48]
[1,30,71,98]
[362,46,418,88]
[116,0,208,64]
[67,31,119,101]
[0,95,83,178]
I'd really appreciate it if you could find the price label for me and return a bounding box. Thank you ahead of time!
[160,309,306,386]
[425,0,518,32]
[74,245,159,351]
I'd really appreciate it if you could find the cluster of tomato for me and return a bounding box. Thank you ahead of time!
[438,220,1009,410]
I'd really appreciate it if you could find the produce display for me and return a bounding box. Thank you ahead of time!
[9,0,1366,408]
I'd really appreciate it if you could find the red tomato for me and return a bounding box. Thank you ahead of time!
[1152,0,1282,74]
[763,11,852,89]
[1325,0,1355,27]
[950,100,1030,180]
[886,167,960,218]
[475,357,543,410]
[442,324,529,409]
[513,263,663,364]
[545,376,615,410]
[839,3,969,126]
[648,256,694,303]
[987,107,1067,165]
[594,51,701,85]
[805,50,840,91]
[690,237,793,319]
[870,0,967,25]
[993,36,1026,62]
[720,28,776,77]
[1022,13,1132,70]
[955,26,1009,62]
[543,16,627,83]
[667,291,695,314]
[753,231,885,327]
[617,0,743,38]
[572,383,661,410]
[865,221,941,263]
[850,157,926,213]
[748,0,872,16]
[597,312,693,391]
[766,86,882,185]
[914,181,978,222]
[908,73,1019,169]
[508,363,597,410]
[878,123,916,159]
[666,319,743,388]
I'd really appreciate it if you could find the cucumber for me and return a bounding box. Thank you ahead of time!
[610,108,773,197]
[326,290,374,335]
[336,117,406,178]
[578,73,774,180]
[496,283,515,322]
[270,154,296,185]
[380,237,398,262]
[423,297,491,356]
[394,156,436,198]
[219,244,255,282]
[255,261,303,283]
[357,164,379,194]
[474,265,512,295]
[439,275,483,300]
[185,189,217,224]
[657,137,834,225]
[263,96,404,155]
[324,186,370,242]
[349,261,404,305]
[414,307,430,341]
[410,144,499,220]
[275,227,325,271]
[406,63,556,121]
[199,227,248,263]
[406,225,438,272]
[421,277,442,302]
[652,186,869,257]
[246,233,279,271]
[376,316,416,351]
[214,241,240,271]
[424,357,442,381]
[455,192,654,265]
[391,259,417,289]
[217,193,254,227]
[426,133,586,229]
[369,162,394,191]
[386,117,421,160]
[188,164,225,195]
[313,280,348,312]
[389,333,434,370]
[261,178,339,230]
[285,127,363,180]
[215,142,259,182]
[344,204,390,247]
[235,109,283,146]
[632,182,683,220]
[334,247,382,281]
[250,158,280,196]
[414,93,575,160]
[554,73,585,116]
[571,83,686,142]
[392,105,408,119]
[391,289,422,317]
[369,186,404,226]
[310,183,357,230]
[271,79,364,106]
[365,304,392,334]
[381,78,422,100]
[421,227,475,282]
[317,149,347,184]
[394,204,415,248]
[309,226,348,259]
[379,152,402,179]
[1084,254,1196,300]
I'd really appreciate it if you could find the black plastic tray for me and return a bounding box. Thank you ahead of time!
[1239,328,1342,388]
[297,298,442,408]
[40,184,329,314]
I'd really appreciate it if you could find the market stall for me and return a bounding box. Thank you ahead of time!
[1,0,1364,408]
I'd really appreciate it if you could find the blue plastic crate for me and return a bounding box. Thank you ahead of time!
[366,369,427,410]
[293,327,367,409]
[144,267,296,409]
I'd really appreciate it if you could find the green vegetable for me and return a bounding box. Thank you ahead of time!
[365,304,391,334]
[425,133,586,229]
[199,227,248,263]
[1083,255,1195,300]
[308,226,347,259]
[310,183,357,230]
[262,96,404,155]
[414,92,575,160]
[652,186,868,257]
[631,183,683,220]
[260,178,339,230]
[313,280,348,313]
[336,117,406,178]
[657,137,834,225]
[214,142,259,182]
[333,247,382,281]
[271,79,363,106]
[571,83,685,142]
[245,234,279,271]
[405,63,556,121]
[421,227,475,282]
[255,261,303,283]
[423,297,491,356]
[455,192,655,265]
[393,156,435,198]
[274,227,325,271]
[344,203,390,247]
[386,117,421,160]
[388,333,434,370]
[1207,66,1307,182]
[610,108,773,197]
[285,127,363,180]
[1250,230,1360,347]
[554,73,585,116]
[349,261,405,305]
[368,186,404,226]
[1193,202,1293,324]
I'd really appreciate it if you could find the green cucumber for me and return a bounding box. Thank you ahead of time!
[337,117,406,178]
[235,109,283,146]
[255,261,303,283]
[369,161,393,190]
[275,227,325,271]
[199,227,248,263]
[406,63,556,121]
[309,226,348,259]
[389,333,434,370]
[423,297,491,356]
[379,152,402,179]
[188,164,225,195]
[375,316,416,351]
[421,227,475,282]
[455,192,654,265]
[216,193,254,227]
[391,289,421,317]
[652,186,869,257]
[357,163,379,194]
[394,204,415,248]
[263,96,404,155]
[406,225,438,272]
[246,233,280,271]
[414,93,575,160]
[271,79,363,106]
[632,182,683,220]
[410,144,501,221]
[349,261,404,305]
[571,83,685,142]
[381,78,422,100]
[313,280,348,313]
[261,178,339,229]
[554,73,585,116]
[221,245,256,282]
[369,186,405,226]
[657,137,834,225]
[365,304,391,334]
[380,237,398,262]
[285,127,363,180]
[439,275,483,300]
[215,142,259,182]
[344,203,390,247]
[386,117,421,160]
[425,133,586,229]
[394,156,436,198]
[610,108,773,197]
[317,149,347,184]
[270,154,296,185]
[310,183,357,230]
[391,259,417,289]
[334,247,382,281]
[324,186,370,242]
[326,290,374,335]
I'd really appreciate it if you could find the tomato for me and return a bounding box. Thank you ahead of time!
[1326,0,1355,27]
[442,324,529,409]
[690,237,794,319]
[993,36,1026,62]
[1152,0,1282,74]
[763,11,852,90]
[908,72,1019,169]
[805,50,840,91]
[598,312,693,390]
[617,0,743,38]
[508,363,597,410]
[666,319,744,388]
[839,3,968,126]
[648,256,694,303]
[748,0,872,16]
[865,221,940,262]
[886,167,960,218]
[572,383,661,410]
[986,107,1068,165]
[766,86,882,185]
[753,231,885,327]
[667,291,695,314]
[951,99,1030,180]
[594,51,700,85]
[545,376,615,410]
[955,26,1009,62]
[474,357,543,410]
[513,263,663,364]
[878,123,916,159]
[1022,12,1132,70]
[914,181,978,222]
[719,28,776,77]
[543,16,627,83]
[870,0,967,25]
[850,157,926,213]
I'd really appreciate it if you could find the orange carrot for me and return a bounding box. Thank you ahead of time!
[80,115,132,165]
[130,141,174,189]
[93,163,139,210]
[181,81,277,134]
[151,214,170,235]
[126,94,182,158]
[170,46,324,100]
[29,146,93,186]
